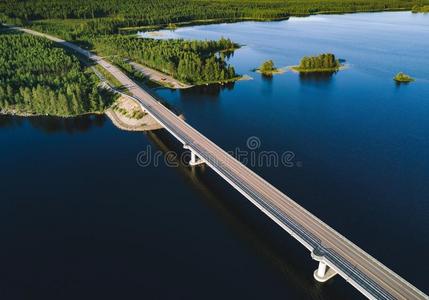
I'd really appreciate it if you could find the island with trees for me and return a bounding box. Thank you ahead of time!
[291,53,342,73]
[394,72,415,83]
[255,60,284,76]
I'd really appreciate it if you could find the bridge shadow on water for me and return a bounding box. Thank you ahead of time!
[144,129,359,300]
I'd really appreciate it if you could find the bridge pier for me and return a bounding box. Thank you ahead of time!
[313,261,337,282]
[311,251,337,283]
[183,145,204,166]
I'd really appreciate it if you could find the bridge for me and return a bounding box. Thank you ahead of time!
[10,26,429,300]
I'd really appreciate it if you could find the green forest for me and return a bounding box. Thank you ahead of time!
[0,32,114,116]
[294,53,341,72]
[91,36,238,84]
[1,0,428,40]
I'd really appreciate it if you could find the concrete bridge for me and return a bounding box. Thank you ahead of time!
[10,26,429,300]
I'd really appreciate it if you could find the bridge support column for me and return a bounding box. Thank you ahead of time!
[189,151,204,166]
[184,145,204,166]
[314,261,337,282]
[316,261,327,278]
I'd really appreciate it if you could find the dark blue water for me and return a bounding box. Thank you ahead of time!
[1,12,428,299]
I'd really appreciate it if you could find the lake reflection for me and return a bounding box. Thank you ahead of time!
[299,71,335,86]
[180,82,235,98]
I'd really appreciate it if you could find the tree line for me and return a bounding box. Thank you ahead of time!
[1,0,427,38]
[91,36,238,84]
[0,32,114,116]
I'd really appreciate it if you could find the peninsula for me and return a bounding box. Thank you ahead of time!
[92,35,240,86]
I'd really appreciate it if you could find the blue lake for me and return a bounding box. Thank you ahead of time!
[1,12,428,299]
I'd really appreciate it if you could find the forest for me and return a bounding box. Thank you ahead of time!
[1,0,428,39]
[91,36,238,84]
[0,32,114,116]
[294,53,341,72]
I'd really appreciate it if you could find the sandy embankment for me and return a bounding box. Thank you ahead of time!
[105,96,163,131]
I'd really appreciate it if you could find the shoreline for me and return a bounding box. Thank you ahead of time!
[255,68,287,75]
[289,64,348,73]
[0,109,103,118]
[110,58,243,90]
[119,8,411,33]
[105,96,163,131]
[108,58,246,90]
[0,96,163,132]
[105,109,162,131]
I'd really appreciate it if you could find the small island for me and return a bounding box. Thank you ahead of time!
[291,53,341,73]
[255,60,284,76]
[393,72,415,83]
